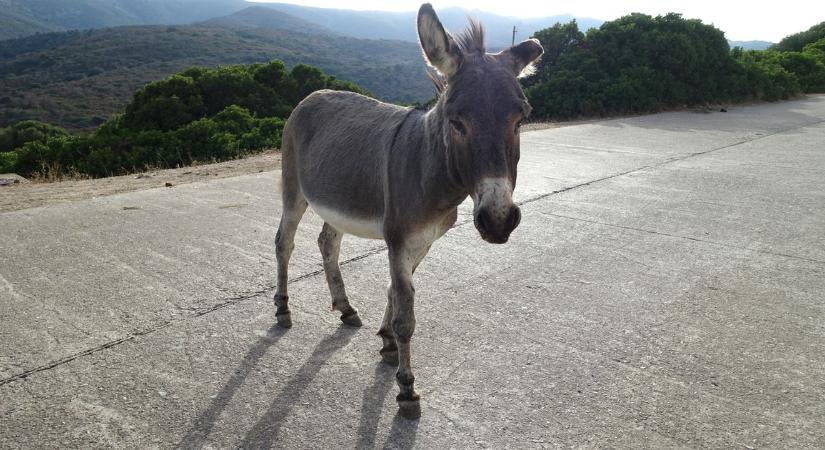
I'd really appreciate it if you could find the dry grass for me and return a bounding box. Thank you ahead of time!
[1,150,281,213]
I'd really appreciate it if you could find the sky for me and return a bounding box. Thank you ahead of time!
[254,0,825,42]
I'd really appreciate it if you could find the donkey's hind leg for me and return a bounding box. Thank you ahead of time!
[274,192,307,328]
[318,222,362,327]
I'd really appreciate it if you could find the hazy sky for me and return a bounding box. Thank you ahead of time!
[254,0,825,42]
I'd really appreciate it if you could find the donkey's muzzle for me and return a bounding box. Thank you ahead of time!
[474,205,521,244]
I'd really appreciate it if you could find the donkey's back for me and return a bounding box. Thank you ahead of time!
[281,89,411,238]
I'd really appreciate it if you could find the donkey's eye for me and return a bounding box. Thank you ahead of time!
[449,120,467,135]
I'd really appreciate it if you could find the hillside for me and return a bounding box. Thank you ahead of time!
[0,0,249,40]
[0,22,433,130]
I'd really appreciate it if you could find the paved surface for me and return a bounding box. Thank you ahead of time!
[2,96,824,449]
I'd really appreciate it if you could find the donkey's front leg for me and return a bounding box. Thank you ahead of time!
[387,244,424,418]
[379,244,431,365]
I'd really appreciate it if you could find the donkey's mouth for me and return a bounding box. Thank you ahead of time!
[476,225,512,244]
[480,232,510,244]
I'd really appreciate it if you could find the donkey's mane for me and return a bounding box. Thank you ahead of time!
[453,17,485,55]
[426,17,486,97]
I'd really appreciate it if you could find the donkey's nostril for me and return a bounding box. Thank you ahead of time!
[474,208,491,236]
[507,206,522,232]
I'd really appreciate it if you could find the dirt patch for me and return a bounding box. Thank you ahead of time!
[0,150,281,213]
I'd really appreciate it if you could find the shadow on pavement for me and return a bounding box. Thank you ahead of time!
[238,325,358,448]
[354,361,420,449]
[355,361,395,448]
[178,324,288,450]
[383,411,419,450]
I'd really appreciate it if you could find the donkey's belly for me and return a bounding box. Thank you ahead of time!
[310,202,384,240]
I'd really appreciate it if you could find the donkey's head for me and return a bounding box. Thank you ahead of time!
[417,4,543,244]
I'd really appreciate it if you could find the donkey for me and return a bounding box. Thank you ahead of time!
[273,3,543,418]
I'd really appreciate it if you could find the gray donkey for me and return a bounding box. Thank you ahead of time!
[273,3,543,418]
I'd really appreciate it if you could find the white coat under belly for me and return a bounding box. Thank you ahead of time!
[310,202,384,239]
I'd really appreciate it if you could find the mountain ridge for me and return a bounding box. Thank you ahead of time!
[0,0,604,47]
[729,40,773,50]
[252,3,603,48]
[201,5,332,35]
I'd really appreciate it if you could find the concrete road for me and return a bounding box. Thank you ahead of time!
[2,96,824,449]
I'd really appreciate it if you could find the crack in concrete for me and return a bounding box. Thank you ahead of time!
[3,117,823,386]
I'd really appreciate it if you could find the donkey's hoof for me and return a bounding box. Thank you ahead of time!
[276,312,292,328]
[340,311,363,327]
[396,394,421,419]
[380,349,399,365]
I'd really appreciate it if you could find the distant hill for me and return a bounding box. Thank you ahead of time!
[201,5,330,34]
[0,0,249,40]
[0,21,433,130]
[729,40,773,50]
[0,0,603,47]
[255,3,603,48]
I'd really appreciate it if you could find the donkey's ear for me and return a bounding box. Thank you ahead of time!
[417,3,463,78]
[501,38,544,78]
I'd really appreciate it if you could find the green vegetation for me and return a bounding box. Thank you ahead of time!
[524,14,825,120]
[0,0,249,40]
[0,120,68,153]
[0,60,364,178]
[771,21,825,52]
[0,23,431,130]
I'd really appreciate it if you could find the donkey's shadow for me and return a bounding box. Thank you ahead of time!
[178,324,288,450]
[178,323,416,448]
[356,362,420,450]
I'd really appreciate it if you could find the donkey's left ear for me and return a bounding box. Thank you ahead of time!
[501,38,544,78]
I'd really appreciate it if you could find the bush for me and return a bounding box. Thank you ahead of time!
[0,150,18,172]
[772,21,825,52]
[524,14,825,120]
[4,60,361,178]
[525,13,738,119]
[803,37,825,62]
[0,120,69,153]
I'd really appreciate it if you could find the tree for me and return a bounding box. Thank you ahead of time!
[772,21,825,52]
[525,21,584,85]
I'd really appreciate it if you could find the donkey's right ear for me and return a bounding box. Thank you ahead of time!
[417,3,462,78]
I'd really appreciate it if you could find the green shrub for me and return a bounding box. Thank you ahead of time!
[803,37,825,63]
[525,13,738,119]
[5,59,363,178]
[0,150,18,172]
[0,120,69,152]
[772,21,825,52]
[525,14,825,119]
